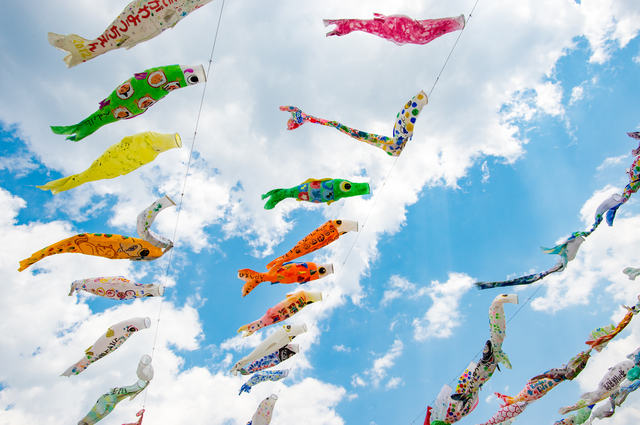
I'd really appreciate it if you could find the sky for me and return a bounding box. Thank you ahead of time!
[1,0,640,424]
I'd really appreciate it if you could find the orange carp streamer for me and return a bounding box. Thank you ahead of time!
[18,233,167,272]
[238,262,333,297]
[266,219,357,270]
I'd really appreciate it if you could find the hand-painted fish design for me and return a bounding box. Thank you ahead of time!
[51,64,205,141]
[266,219,358,270]
[238,262,333,296]
[262,178,369,210]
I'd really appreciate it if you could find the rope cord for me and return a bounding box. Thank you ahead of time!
[142,0,227,408]
[276,0,484,400]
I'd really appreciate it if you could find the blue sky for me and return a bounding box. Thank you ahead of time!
[1,1,640,425]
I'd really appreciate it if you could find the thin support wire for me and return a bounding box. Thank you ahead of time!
[142,0,227,408]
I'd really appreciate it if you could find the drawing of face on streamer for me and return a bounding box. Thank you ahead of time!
[230,324,306,376]
[50,65,205,141]
[37,132,182,195]
[323,13,465,45]
[18,233,168,272]
[237,291,322,337]
[280,91,427,156]
[137,195,176,249]
[48,0,216,68]
[238,262,333,296]
[61,317,150,377]
[266,219,358,270]
[69,276,164,300]
[262,178,370,210]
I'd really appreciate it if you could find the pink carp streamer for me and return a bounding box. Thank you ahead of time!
[323,13,465,46]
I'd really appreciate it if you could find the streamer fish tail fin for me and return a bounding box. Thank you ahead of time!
[238,268,266,297]
[36,175,80,195]
[261,189,288,210]
[50,124,81,141]
[279,106,308,130]
[323,19,343,37]
[495,348,513,369]
[236,323,256,338]
[495,392,514,406]
[48,33,93,68]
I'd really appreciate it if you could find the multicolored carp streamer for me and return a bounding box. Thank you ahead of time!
[51,64,205,141]
[431,294,518,424]
[230,324,307,376]
[237,291,322,337]
[79,380,148,425]
[597,132,640,225]
[262,178,370,210]
[37,132,182,194]
[61,317,151,377]
[137,195,176,249]
[78,355,153,425]
[48,0,215,68]
[488,353,591,424]
[476,232,587,290]
[240,344,299,376]
[238,262,333,296]
[69,276,164,300]
[247,394,278,425]
[558,359,635,415]
[280,91,427,156]
[266,219,358,270]
[431,378,478,425]
[122,409,145,425]
[553,406,593,425]
[238,369,289,395]
[451,294,518,400]
[18,233,167,272]
[323,13,465,46]
[586,297,640,351]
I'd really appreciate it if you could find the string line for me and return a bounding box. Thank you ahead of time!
[143,0,227,408]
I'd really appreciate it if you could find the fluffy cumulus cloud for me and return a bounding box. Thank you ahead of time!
[351,339,404,390]
[2,0,640,423]
[412,273,475,341]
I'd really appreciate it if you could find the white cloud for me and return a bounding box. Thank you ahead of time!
[351,339,404,390]
[597,154,630,171]
[380,275,416,306]
[412,273,475,341]
[333,345,351,353]
[385,376,403,390]
[569,84,585,105]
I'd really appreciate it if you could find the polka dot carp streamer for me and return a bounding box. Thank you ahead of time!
[280,91,428,156]
[50,64,205,141]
